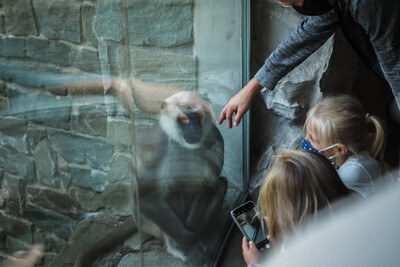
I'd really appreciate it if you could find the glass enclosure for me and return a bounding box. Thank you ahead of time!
[0,0,248,266]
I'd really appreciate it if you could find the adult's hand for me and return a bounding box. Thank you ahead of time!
[218,78,263,128]
[242,236,262,266]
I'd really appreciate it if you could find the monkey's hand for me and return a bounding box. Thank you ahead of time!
[161,91,215,126]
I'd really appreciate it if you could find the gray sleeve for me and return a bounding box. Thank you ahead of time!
[353,0,400,109]
[254,9,339,90]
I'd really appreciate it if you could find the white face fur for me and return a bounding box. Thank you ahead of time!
[159,91,215,149]
[159,113,203,150]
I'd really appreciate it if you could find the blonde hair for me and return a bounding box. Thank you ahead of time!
[258,150,349,241]
[305,95,386,161]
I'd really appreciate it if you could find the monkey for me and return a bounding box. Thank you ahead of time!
[47,77,228,266]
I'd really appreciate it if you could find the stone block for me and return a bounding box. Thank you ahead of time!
[71,103,108,137]
[130,46,196,90]
[127,2,193,47]
[108,152,133,184]
[0,97,7,116]
[32,138,58,187]
[2,173,27,216]
[95,0,124,42]
[33,0,81,43]
[70,187,98,211]
[48,129,113,171]
[0,117,29,154]
[119,250,186,267]
[0,14,4,33]
[3,0,37,35]
[33,227,66,253]
[106,117,133,148]
[90,183,131,215]
[5,236,31,252]
[8,84,71,130]
[104,42,130,77]
[0,149,35,183]
[26,37,72,66]
[27,187,81,218]
[82,1,98,48]
[0,59,63,89]
[0,211,33,244]
[25,203,76,240]
[0,36,27,58]
[70,167,108,192]
[71,46,101,74]
[26,125,47,153]
[0,82,7,98]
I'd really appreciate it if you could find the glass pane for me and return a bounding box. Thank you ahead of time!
[0,0,246,266]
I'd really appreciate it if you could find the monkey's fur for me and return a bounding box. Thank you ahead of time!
[55,78,228,266]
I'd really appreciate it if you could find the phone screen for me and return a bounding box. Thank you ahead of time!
[231,201,269,249]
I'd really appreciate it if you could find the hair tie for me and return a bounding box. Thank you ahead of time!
[365,113,371,124]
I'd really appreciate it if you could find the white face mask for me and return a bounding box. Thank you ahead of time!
[301,138,339,160]
[320,143,339,160]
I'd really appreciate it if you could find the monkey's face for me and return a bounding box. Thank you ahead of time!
[178,108,203,144]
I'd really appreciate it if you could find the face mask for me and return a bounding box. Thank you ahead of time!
[292,0,333,16]
[301,138,338,160]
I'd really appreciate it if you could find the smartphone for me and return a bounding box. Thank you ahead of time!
[231,201,270,251]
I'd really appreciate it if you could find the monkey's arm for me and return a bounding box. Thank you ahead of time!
[47,76,214,121]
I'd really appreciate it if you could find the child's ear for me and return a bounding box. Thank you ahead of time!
[336,144,348,156]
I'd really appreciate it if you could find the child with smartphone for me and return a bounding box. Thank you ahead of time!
[242,149,350,266]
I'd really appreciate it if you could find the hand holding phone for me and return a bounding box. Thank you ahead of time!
[231,201,270,251]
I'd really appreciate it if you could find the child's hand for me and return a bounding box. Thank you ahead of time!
[242,236,262,265]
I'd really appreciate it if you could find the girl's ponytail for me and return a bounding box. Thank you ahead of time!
[368,115,385,162]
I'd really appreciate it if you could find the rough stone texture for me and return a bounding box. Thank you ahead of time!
[102,41,130,77]
[48,213,127,266]
[8,84,71,130]
[0,117,29,154]
[127,2,193,47]
[0,36,27,58]
[90,183,131,215]
[0,59,64,89]
[27,187,81,218]
[0,11,5,33]
[26,37,72,66]
[82,1,98,48]
[108,152,133,185]
[25,203,76,240]
[106,117,133,148]
[71,46,102,74]
[0,82,7,98]
[130,45,196,90]
[0,149,35,183]
[95,0,124,43]
[32,139,58,187]
[2,0,37,35]
[0,211,33,244]
[48,129,113,171]
[118,250,187,267]
[70,167,108,192]
[70,101,108,137]
[33,0,81,43]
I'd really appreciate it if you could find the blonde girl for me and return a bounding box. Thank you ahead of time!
[302,95,387,198]
[242,149,350,266]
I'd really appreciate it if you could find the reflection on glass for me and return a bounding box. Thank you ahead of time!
[0,0,245,266]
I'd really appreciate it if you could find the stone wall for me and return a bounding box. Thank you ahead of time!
[0,0,196,265]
